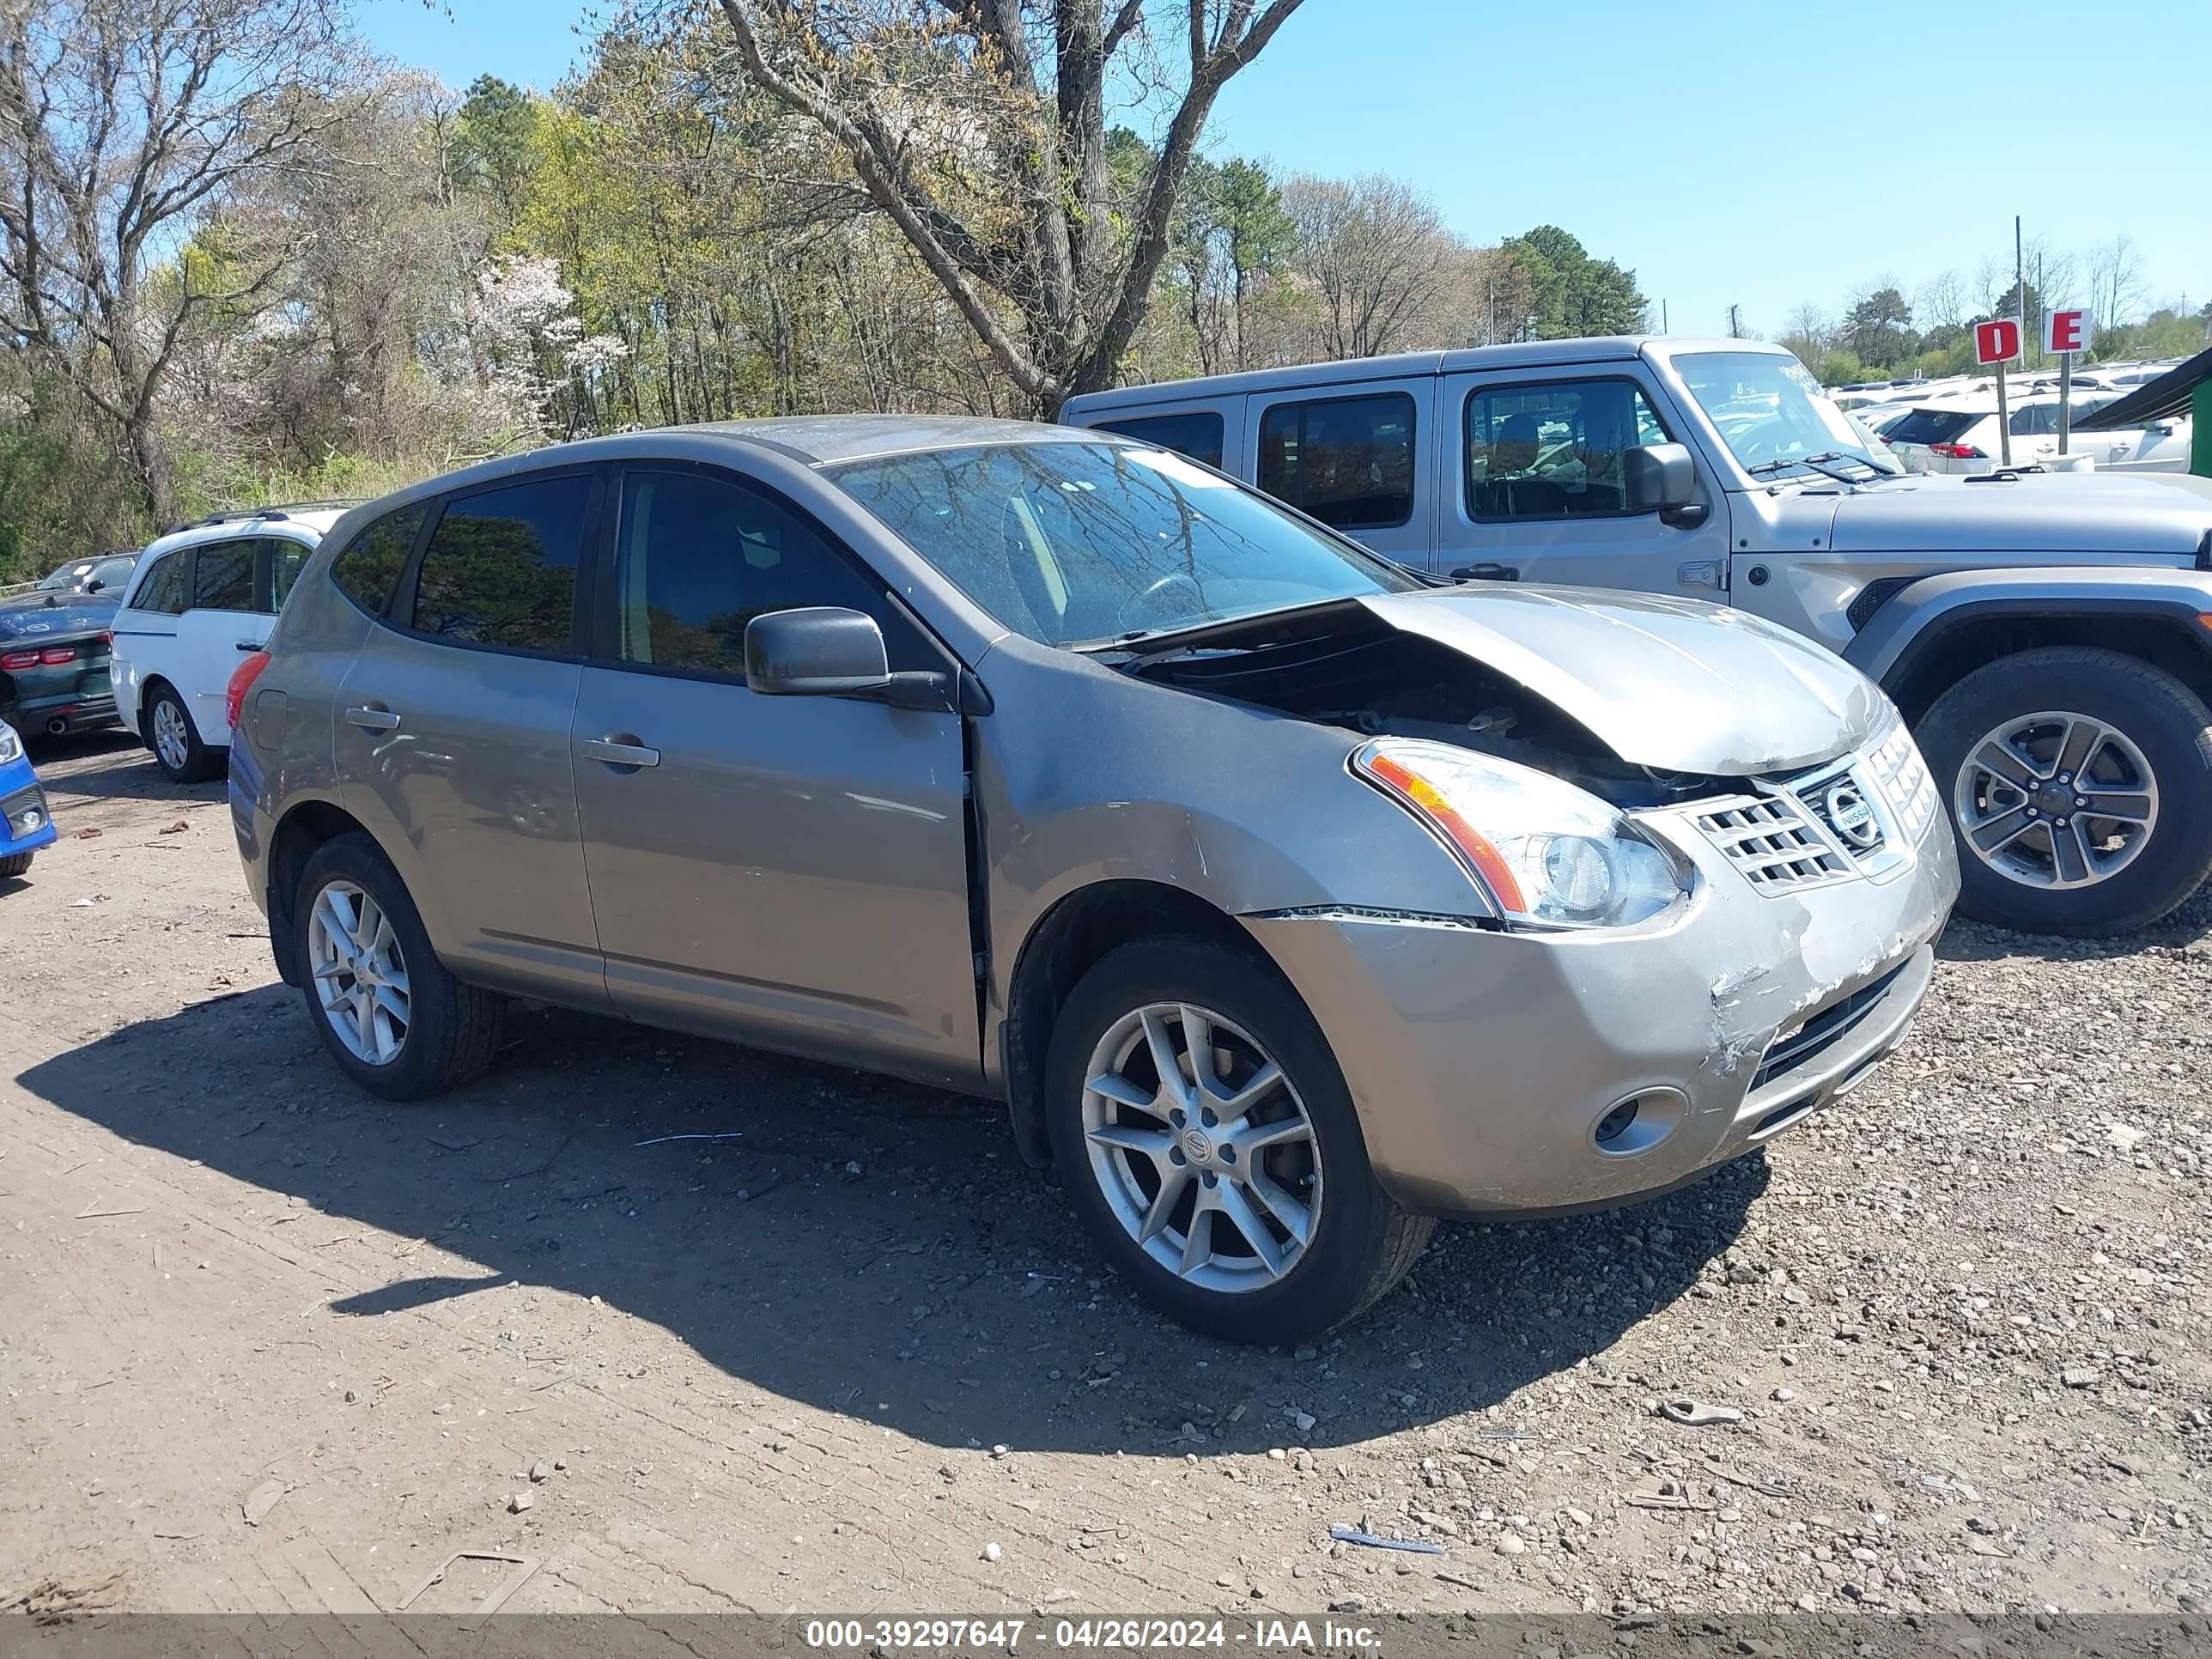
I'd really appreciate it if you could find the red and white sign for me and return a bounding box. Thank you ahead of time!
[2045,307,2090,355]
[1974,318,2021,366]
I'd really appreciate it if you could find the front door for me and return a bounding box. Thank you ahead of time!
[571,464,980,1089]
[334,471,607,1007]
[1435,368,1731,598]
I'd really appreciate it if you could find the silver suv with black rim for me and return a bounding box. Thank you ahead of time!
[230,417,1956,1341]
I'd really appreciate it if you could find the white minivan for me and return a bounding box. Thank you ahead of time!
[110,504,354,781]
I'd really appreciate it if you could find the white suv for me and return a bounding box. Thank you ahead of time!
[110,503,355,781]
[1883,391,2191,476]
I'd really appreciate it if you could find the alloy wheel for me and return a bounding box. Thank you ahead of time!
[307,878,411,1064]
[1954,710,2159,890]
[153,698,191,773]
[1081,1001,1322,1294]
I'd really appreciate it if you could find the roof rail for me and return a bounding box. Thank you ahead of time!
[160,497,368,535]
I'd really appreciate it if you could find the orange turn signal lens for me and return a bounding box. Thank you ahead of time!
[1359,750,1528,912]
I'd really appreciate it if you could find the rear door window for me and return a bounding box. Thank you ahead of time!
[264,539,310,612]
[191,540,256,612]
[1884,409,1980,447]
[410,474,593,654]
[1256,392,1416,530]
[1096,411,1225,469]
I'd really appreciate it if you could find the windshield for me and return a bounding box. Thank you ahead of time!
[827,440,1421,647]
[36,561,90,591]
[1674,351,1901,477]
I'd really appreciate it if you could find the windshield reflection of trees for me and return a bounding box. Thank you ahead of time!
[838,443,1394,645]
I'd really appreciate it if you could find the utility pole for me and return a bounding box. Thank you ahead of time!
[2015,215,2026,356]
[1728,304,1742,339]
[1662,299,1669,334]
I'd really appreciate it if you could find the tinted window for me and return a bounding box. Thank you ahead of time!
[1884,409,1980,447]
[1256,393,1415,530]
[133,550,188,616]
[267,540,309,612]
[1097,411,1225,469]
[330,503,427,618]
[2010,403,2058,436]
[411,477,591,653]
[1467,379,1672,520]
[192,540,255,611]
[613,470,927,676]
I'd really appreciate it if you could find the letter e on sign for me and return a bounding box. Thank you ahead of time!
[2045,307,2089,356]
[1974,318,2021,366]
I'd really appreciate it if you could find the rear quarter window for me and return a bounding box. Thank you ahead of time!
[1096,411,1225,469]
[328,503,428,619]
[409,474,592,654]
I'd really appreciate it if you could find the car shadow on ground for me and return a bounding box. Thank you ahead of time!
[18,980,1766,1457]
[28,730,222,809]
[1936,880,2212,964]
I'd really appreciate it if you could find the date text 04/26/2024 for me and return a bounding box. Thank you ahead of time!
[802,1619,1384,1651]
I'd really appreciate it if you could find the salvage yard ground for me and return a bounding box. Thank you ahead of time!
[3,732,2209,1621]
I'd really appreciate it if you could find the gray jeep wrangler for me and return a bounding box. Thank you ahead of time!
[1062,337,2212,938]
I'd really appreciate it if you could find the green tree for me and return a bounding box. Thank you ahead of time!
[450,76,543,224]
[1838,286,1917,371]
[1498,226,1645,340]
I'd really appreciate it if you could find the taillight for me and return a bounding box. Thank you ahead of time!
[227,649,271,731]
[1928,442,1985,459]
[40,644,75,665]
[0,647,40,671]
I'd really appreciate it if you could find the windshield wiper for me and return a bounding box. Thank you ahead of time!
[1747,451,1894,485]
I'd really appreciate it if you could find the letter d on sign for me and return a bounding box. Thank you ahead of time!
[1974,318,2021,366]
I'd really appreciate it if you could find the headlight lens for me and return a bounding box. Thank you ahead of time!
[0,721,21,766]
[1352,737,1688,929]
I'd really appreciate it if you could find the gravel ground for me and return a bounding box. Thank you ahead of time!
[3,731,2209,1625]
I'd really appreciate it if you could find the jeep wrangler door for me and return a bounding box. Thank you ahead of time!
[1436,367,1730,598]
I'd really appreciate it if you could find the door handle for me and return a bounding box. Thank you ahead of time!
[1678,560,1723,589]
[580,736,660,769]
[1449,562,1520,582]
[344,705,400,732]
[236,641,262,652]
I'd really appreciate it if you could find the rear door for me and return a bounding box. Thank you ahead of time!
[334,470,609,1008]
[1243,379,1434,566]
[570,461,980,1088]
[1435,366,1729,596]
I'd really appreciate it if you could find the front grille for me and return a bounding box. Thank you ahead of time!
[1692,796,1852,890]
[1863,720,1939,842]
[1751,961,1909,1091]
[1795,766,1887,861]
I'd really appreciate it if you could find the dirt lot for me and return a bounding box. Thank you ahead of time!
[3,730,2210,1626]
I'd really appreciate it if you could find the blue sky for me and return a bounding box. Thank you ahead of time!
[362,0,2212,338]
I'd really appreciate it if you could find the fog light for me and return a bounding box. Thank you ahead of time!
[1594,1097,1638,1145]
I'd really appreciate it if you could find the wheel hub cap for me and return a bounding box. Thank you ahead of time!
[1081,1001,1322,1295]
[307,878,411,1066]
[1954,709,2158,890]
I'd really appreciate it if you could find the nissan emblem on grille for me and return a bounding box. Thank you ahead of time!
[1814,778,1881,852]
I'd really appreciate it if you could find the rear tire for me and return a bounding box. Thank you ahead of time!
[145,683,223,784]
[1917,647,2212,936]
[1044,937,1431,1343]
[293,833,503,1100]
[0,851,32,878]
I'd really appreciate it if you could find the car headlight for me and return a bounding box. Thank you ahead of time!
[0,721,21,766]
[1352,737,1689,929]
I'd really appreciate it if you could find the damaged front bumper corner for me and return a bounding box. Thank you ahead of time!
[1241,807,1958,1218]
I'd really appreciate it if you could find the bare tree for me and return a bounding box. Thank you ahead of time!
[1917,268,1967,332]
[2085,234,2149,332]
[0,0,367,519]
[1281,172,1461,361]
[705,0,1304,415]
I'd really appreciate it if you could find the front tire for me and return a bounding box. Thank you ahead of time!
[1917,647,2212,936]
[146,683,223,784]
[0,850,32,878]
[293,833,503,1100]
[1043,938,1431,1343]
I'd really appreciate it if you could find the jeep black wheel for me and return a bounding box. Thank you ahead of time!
[1917,647,2212,936]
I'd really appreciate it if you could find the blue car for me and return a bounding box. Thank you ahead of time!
[1,720,58,877]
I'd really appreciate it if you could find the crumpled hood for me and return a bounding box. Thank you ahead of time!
[1825,471,2212,558]
[0,590,115,640]
[1358,585,1887,775]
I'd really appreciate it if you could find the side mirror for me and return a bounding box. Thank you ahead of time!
[83,578,105,593]
[744,606,890,696]
[1625,441,1707,529]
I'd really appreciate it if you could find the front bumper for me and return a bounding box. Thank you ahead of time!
[1245,801,1958,1218]
[2,763,58,859]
